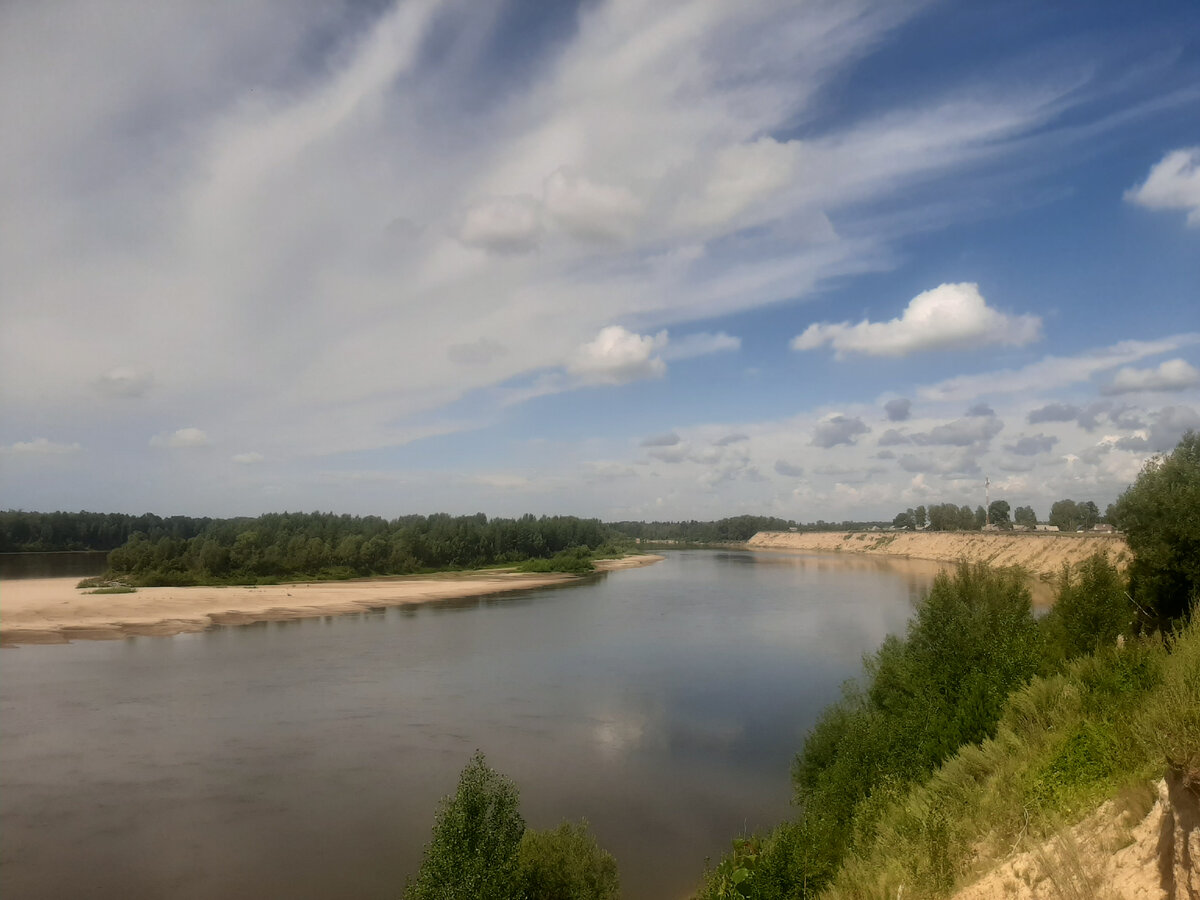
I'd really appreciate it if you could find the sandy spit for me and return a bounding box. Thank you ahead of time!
[745,531,1129,580]
[0,554,664,648]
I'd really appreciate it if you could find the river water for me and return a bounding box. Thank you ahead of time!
[0,549,948,899]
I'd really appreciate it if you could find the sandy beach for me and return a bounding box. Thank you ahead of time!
[746,531,1129,580]
[0,554,664,647]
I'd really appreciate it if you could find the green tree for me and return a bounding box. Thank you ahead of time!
[914,505,927,529]
[987,500,1011,529]
[1112,431,1200,627]
[1049,499,1080,532]
[518,821,620,900]
[1041,553,1133,662]
[407,752,525,900]
[1079,500,1101,531]
[1014,505,1037,528]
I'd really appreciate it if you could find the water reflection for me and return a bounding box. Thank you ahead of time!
[3,549,941,900]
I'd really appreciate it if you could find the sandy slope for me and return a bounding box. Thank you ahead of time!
[746,532,1129,580]
[0,555,664,647]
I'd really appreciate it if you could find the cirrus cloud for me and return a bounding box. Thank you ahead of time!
[791,283,1041,358]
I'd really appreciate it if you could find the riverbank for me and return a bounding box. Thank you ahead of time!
[746,531,1128,580]
[0,554,664,647]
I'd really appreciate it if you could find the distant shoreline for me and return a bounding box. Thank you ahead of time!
[745,531,1128,580]
[0,554,664,648]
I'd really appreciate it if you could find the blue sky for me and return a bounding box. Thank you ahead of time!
[2,0,1198,522]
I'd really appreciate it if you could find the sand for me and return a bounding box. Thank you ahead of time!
[0,555,664,647]
[746,531,1130,580]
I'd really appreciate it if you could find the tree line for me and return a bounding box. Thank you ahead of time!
[81,512,621,585]
[889,496,1112,531]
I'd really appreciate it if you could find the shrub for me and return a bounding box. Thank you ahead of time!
[1040,554,1134,663]
[406,752,525,900]
[518,821,620,900]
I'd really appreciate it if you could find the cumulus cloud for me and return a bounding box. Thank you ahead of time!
[884,398,912,422]
[911,416,1003,447]
[790,283,1041,358]
[1006,434,1058,456]
[774,459,805,477]
[543,169,643,242]
[966,402,995,417]
[641,431,681,447]
[94,366,153,398]
[662,332,741,361]
[713,433,749,446]
[897,452,980,476]
[1125,147,1200,225]
[232,451,264,464]
[569,326,667,385]
[150,427,210,448]
[1148,406,1200,451]
[1,437,81,455]
[878,428,910,446]
[812,414,869,448]
[1103,358,1200,394]
[1027,402,1080,424]
[456,196,541,253]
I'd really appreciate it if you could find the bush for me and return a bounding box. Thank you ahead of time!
[1040,554,1133,663]
[518,821,620,900]
[406,752,525,900]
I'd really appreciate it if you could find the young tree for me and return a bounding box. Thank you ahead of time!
[1013,505,1038,528]
[914,505,927,529]
[407,752,526,900]
[1112,431,1200,627]
[518,821,620,900]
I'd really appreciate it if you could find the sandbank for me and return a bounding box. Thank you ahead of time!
[0,554,664,647]
[746,531,1129,580]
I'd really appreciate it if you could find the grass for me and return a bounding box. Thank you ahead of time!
[86,585,137,594]
[820,614,1200,900]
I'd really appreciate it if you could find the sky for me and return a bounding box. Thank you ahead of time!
[2,0,1199,523]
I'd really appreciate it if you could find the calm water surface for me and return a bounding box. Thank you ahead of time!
[1,550,948,899]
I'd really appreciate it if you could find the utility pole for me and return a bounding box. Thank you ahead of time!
[985,477,990,527]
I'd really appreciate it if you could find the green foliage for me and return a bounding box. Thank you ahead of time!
[1040,554,1134,663]
[406,752,526,900]
[518,821,620,900]
[606,515,799,543]
[1137,612,1200,784]
[516,547,596,574]
[93,511,617,586]
[1112,430,1200,627]
[1014,505,1038,528]
[699,563,1043,899]
[987,500,1011,529]
[87,585,136,594]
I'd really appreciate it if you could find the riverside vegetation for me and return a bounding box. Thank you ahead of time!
[397,433,1199,899]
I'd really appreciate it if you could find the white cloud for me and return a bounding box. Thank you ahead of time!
[791,283,1041,358]
[641,431,681,447]
[94,366,153,398]
[150,427,210,448]
[774,459,805,477]
[232,451,264,464]
[884,398,911,422]
[910,416,1003,447]
[456,196,541,253]
[1,437,81,455]
[543,169,643,242]
[675,137,799,229]
[1103,358,1200,395]
[919,336,1200,403]
[661,331,741,361]
[568,326,667,385]
[812,414,869,448]
[1125,147,1200,225]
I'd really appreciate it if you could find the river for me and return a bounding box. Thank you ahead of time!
[0,549,948,899]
